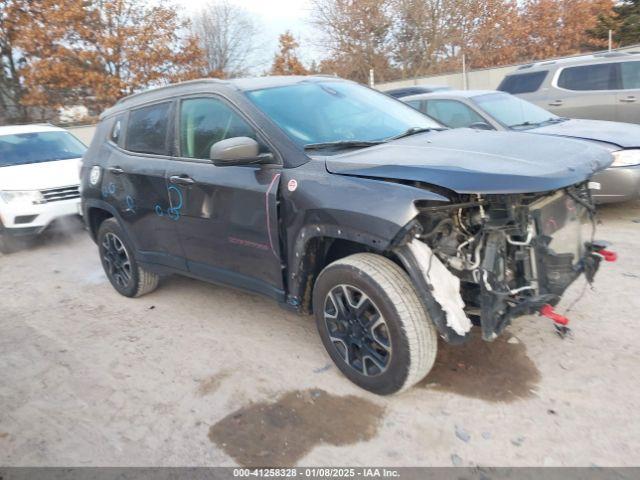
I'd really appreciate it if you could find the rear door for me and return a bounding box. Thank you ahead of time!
[551,63,618,121]
[166,95,285,299]
[101,101,185,270]
[616,61,640,124]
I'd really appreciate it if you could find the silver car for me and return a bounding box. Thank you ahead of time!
[403,90,640,203]
[497,52,640,124]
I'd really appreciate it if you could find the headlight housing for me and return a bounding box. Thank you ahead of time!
[612,149,640,167]
[0,190,45,205]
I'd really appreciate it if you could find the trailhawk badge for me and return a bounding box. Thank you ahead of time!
[288,179,298,192]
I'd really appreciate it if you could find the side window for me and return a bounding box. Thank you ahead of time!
[497,71,547,94]
[125,102,171,155]
[425,100,486,128]
[406,100,423,112]
[179,97,257,159]
[557,64,616,91]
[620,61,640,90]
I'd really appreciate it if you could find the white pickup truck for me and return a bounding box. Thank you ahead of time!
[0,124,86,253]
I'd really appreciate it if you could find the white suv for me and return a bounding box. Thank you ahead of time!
[0,124,86,253]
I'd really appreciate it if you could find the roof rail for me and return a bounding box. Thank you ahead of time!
[593,51,631,58]
[115,78,229,105]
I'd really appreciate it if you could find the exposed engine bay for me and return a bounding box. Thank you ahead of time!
[395,182,615,343]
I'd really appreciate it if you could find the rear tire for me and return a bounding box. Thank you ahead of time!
[97,218,159,297]
[313,253,438,395]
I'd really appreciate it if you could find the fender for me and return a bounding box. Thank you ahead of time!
[280,163,452,311]
[287,224,388,310]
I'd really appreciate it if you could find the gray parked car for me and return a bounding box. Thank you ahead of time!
[403,90,640,203]
[497,52,640,124]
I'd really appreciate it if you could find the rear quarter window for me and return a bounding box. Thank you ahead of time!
[125,102,171,155]
[498,71,548,94]
[557,63,616,91]
[109,116,123,146]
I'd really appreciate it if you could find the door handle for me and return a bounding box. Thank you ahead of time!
[548,100,563,107]
[620,96,637,103]
[169,175,195,185]
[108,166,124,174]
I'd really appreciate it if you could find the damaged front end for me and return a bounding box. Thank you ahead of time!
[394,182,613,343]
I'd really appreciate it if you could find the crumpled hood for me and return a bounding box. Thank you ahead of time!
[324,129,612,194]
[0,158,81,191]
[532,118,640,149]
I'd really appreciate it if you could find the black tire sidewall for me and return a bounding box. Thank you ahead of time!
[313,262,413,395]
[0,231,20,254]
[97,218,140,297]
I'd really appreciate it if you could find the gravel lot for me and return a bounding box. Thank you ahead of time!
[1,201,639,467]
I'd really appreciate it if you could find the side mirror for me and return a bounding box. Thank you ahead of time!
[468,122,494,131]
[210,137,273,166]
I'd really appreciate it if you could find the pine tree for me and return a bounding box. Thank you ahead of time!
[589,0,640,47]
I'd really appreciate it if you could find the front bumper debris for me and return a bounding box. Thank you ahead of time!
[395,184,612,344]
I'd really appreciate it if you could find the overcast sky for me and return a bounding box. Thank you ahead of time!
[172,0,321,71]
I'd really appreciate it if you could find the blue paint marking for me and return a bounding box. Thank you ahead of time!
[102,182,117,199]
[125,195,136,213]
[154,185,184,221]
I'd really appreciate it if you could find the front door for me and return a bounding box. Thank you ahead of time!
[167,96,284,299]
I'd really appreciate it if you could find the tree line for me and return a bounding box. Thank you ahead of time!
[310,0,633,83]
[1,0,639,124]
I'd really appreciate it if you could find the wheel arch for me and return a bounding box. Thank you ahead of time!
[87,206,114,242]
[287,225,406,314]
[83,199,121,242]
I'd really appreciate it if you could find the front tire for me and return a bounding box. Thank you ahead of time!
[0,232,20,254]
[313,253,438,395]
[0,221,21,254]
[97,218,159,297]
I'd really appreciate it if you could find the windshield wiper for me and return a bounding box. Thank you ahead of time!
[540,117,568,125]
[304,140,384,151]
[510,117,568,129]
[509,121,537,129]
[303,127,440,151]
[386,127,439,141]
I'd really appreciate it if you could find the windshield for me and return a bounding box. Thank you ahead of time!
[245,81,442,148]
[472,92,560,129]
[0,131,86,167]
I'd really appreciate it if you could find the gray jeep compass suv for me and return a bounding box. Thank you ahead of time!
[81,76,614,395]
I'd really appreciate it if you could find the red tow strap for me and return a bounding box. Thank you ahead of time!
[540,304,570,326]
[598,249,618,262]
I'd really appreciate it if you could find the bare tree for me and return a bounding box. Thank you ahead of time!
[312,0,395,83]
[0,0,28,122]
[192,0,259,78]
[392,0,457,79]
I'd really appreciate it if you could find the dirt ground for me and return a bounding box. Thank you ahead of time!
[1,201,639,467]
